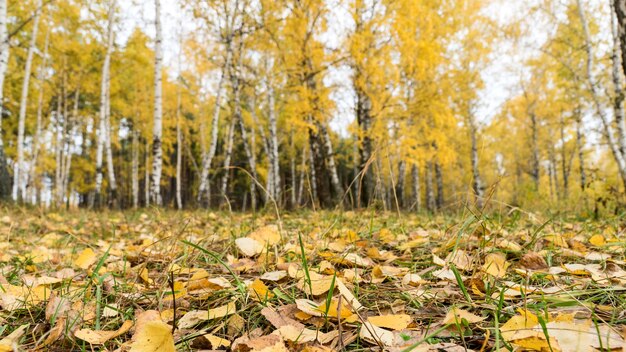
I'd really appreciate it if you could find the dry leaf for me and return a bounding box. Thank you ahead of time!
[74,320,133,344]
[129,321,175,352]
[177,301,237,328]
[74,248,97,269]
[442,307,485,325]
[235,237,265,257]
[368,314,412,331]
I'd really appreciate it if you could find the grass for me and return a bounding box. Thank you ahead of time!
[0,208,623,350]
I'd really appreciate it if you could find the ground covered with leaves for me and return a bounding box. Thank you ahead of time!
[0,209,624,351]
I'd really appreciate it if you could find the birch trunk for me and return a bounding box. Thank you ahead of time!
[219,117,236,202]
[290,131,297,208]
[144,139,150,206]
[60,88,79,205]
[395,160,406,208]
[150,0,163,205]
[530,112,540,190]
[321,123,344,202]
[435,161,444,209]
[0,0,9,201]
[132,129,139,208]
[426,161,435,212]
[268,84,281,202]
[104,78,117,206]
[468,112,483,208]
[13,0,41,201]
[54,86,63,206]
[576,111,586,190]
[197,42,232,205]
[614,0,626,77]
[297,145,307,206]
[94,0,115,207]
[611,3,626,161]
[175,78,183,209]
[577,0,626,190]
[28,25,49,203]
[412,164,420,211]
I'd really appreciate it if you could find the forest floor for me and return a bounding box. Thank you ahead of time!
[0,208,624,351]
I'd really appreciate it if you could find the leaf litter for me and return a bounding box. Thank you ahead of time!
[0,210,623,351]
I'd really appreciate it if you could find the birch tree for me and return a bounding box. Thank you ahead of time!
[13,0,42,202]
[150,0,163,205]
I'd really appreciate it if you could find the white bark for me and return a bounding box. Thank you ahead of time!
[132,129,139,208]
[0,0,10,200]
[28,24,49,203]
[150,0,163,205]
[175,82,183,209]
[219,117,236,201]
[321,123,344,200]
[268,84,281,201]
[197,43,232,204]
[104,74,117,204]
[94,0,115,206]
[578,0,626,189]
[13,0,42,201]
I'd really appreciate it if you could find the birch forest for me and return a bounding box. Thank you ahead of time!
[1,0,626,213]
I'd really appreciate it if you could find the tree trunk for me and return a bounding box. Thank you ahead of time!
[144,138,150,206]
[232,69,258,211]
[434,161,444,209]
[54,86,64,206]
[297,145,307,206]
[150,0,163,206]
[27,25,49,203]
[559,114,570,199]
[132,129,139,208]
[395,160,406,208]
[426,161,435,212]
[530,112,540,191]
[321,123,344,203]
[576,110,586,191]
[355,86,374,208]
[613,0,626,78]
[104,78,117,206]
[611,2,626,161]
[578,0,626,190]
[198,40,232,205]
[412,164,421,211]
[219,117,236,203]
[0,0,10,201]
[94,0,115,208]
[469,113,483,208]
[290,131,297,208]
[268,84,281,203]
[175,78,183,209]
[13,0,41,202]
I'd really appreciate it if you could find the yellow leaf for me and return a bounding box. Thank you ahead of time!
[203,333,230,348]
[482,253,509,278]
[316,298,357,323]
[177,301,237,329]
[0,324,28,351]
[368,314,412,330]
[235,237,264,257]
[129,321,175,352]
[589,234,605,246]
[442,307,485,325]
[74,248,97,269]
[359,322,396,347]
[74,320,133,345]
[248,225,281,245]
[249,279,274,300]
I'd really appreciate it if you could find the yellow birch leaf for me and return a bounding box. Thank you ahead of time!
[368,314,412,330]
[74,248,97,269]
[129,321,175,352]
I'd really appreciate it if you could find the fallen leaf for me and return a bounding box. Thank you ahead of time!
[368,314,412,330]
[74,320,133,344]
[442,307,485,325]
[177,301,237,328]
[74,248,97,269]
[235,237,264,257]
[129,321,175,352]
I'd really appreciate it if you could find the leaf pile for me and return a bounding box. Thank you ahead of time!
[0,211,624,351]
